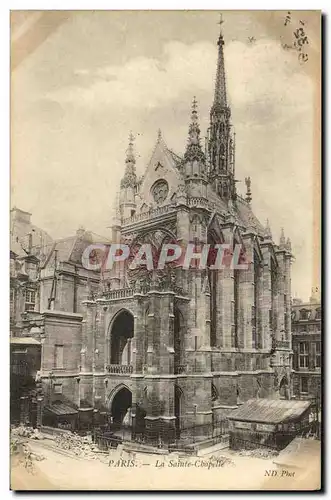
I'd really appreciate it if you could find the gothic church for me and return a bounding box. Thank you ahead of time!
[75,24,293,443]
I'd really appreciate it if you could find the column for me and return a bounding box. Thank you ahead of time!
[146,288,161,373]
[95,301,107,372]
[275,251,286,341]
[284,253,292,343]
[20,396,29,425]
[132,298,144,374]
[218,225,235,349]
[81,300,95,373]
[238,234,254,349]
[260,245,271,350]
[159,292,175,375]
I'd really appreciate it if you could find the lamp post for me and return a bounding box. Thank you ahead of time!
[193,404,198,444]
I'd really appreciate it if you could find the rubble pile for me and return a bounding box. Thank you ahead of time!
[237,448,278,459]
[11,435,45,474]
[11,425,42,440]
[55,432,104,460]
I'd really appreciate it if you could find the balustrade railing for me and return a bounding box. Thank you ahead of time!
[122,203,176,225]
[174,364,186,375]
[102,288,134,300]
[187,197,215,210]
[105,364,133,374]
[275,340,291,349]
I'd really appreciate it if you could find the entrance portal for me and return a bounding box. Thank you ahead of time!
[174,385,183,439]
[111,386,132,430]
[174,308,185,374]
[279,376,289,400]
[110,310,134,365]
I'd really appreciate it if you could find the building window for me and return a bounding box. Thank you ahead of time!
[54,345,64,369]
[315,308,321,320]
[299,342,309,368]
[151,179,169,204]
[252,305,256,348]
[300,377,309,394]
[12,359,28,376]
[53,384,63,395]
[211,383,218,402]
[313,341,321,368]
[299,309,310,320]
[10,288,15,316]
[269,309,272,330]
[25,289,36,311]
[233,269,239,348]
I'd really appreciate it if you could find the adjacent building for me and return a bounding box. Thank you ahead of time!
[10,207,52,425]
[292,294,321,402]
[10,207,53,338]
[10,209,107,428]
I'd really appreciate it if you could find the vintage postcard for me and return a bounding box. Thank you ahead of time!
[10,10,321,491]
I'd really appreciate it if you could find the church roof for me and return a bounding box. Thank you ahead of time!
[166,148,183,168]
[236,197,265,236]
[10,207,53,260]
[228,399,311,424]
[42,230,110,268]
[206,184,265,237]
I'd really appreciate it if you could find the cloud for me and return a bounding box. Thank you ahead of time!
[46,38,313,122]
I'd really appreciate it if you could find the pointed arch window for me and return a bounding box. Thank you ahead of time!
[208,231,218,347]
[270,257,277,333]
[211,383,219,402]
[253,249,261,348]
[233,268,240,348]
[192,215,199,234]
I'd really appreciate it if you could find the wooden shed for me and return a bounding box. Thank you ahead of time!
[228,399,311,451]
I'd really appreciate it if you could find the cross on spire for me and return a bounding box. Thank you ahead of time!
[184,97,205,163]
[217,13,224,41]
[126,131,135,164]
[191,96,198,123]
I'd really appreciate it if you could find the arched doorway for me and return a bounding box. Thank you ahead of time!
[279,376,289,400]
[110,386,132,431]
[174,385,183,439]
[110,310,134,365]
[174,308,185,374]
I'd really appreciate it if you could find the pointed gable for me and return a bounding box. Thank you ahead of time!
[138,133,184,211]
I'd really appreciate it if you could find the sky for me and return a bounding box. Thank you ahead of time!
[11,10,320,301]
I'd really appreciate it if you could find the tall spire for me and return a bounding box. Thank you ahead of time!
[279,227,286,248]
[184,97,205,163]
[213,14,228,108]
[126,131,135,164]
[245,176,252,204]
[208,14,234,202]
[285,237,292,252]
[121,132,137,189]
[264,219,272,240]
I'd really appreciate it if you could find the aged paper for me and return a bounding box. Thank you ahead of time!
[10,10,321,491]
